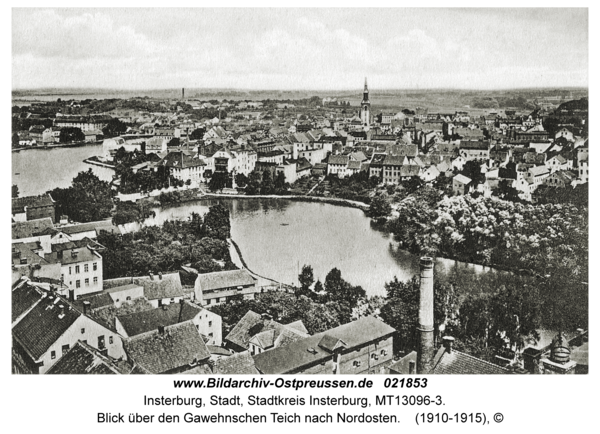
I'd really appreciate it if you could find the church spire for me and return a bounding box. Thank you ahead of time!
[364,77,368,91]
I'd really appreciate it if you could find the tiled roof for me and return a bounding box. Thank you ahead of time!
[225,310,309,351]
[195,269,255,292]
[12,281,44,323]
[347,160,362,170]
[12,293,81,361]
[117,300,203,337]
[74,292,114,311]
[400,165,421,177]
[430,347,510,374]
[47,341,131,375]
[123,321,210,374]
[383,155,405,166]
[387,144,418,157]
[328,155,349,165]
[12,218,55,240]
[59,220,117,235]
[12,194,54,214]
[214,352,259,375]
[253,316,395,375]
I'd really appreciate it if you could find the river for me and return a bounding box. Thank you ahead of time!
[143,198,495,297]
[12,144,112,197]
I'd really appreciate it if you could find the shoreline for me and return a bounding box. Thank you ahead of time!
[199,191,370,211]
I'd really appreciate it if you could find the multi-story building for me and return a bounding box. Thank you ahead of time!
[252,316,395,375]
[51,244,103,300]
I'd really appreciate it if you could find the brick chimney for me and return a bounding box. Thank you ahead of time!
[417,256,435,375]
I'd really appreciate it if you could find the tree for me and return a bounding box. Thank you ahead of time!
[367,193,392,218]
[208,171,228,193]
[167,138,181,147]
[12,184,19,198]
[102,118,128,138]
[12,132,19,147]
[235,173,249,188]
[202,204,231,240]
[297,265,315,298]
[59,127,85,143]
[460,160,486,186]
[274,171,287,192]
[190,128,205,140]
[260,170,275,195]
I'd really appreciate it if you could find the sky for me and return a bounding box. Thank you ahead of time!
[12,8,589,90]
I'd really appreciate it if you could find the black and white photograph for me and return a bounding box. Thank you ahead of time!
[9,7,589,380]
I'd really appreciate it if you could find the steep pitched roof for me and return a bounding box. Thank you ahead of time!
[328,154,349,165]
[123,321,210,374]
[213,352,259,375]
[117,300,203,337]
[225,310,309,351]
[12,280,44,324]
[46,341,132,375]
[12,293,82,361]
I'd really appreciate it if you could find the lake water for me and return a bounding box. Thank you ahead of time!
[12,146,494,297]
[145,198,494,297]
[12,144,112,197]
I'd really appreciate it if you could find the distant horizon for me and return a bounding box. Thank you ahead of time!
[12,85,590,94]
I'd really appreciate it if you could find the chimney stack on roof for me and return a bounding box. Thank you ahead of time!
[83,300,91,315]
[149,272,154,280]
[417,256,435,375]
[442,336,455,354]
[158,272,163,280]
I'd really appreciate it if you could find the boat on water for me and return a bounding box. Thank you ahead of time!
[280,223,289,226]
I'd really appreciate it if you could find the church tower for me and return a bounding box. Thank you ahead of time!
[360,77,371,127]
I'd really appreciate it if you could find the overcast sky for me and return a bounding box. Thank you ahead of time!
[12,8,588,90]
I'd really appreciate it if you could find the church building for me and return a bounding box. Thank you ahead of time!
[360,77,371,128]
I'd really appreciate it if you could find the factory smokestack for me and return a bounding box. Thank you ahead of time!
[417,256,435,374]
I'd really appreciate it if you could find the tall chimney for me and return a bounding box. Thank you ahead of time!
[417,257,435,374]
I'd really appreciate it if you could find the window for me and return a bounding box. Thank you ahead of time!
[93,277,98,285]
[109,336,113,345]
[51,351,56,359]
[62,344,69,355]
[208,321,212,327]
[61,274,64,282]
[69,267,72,275]
[76,280,81,288]
[353,360,361,367]
[85,278,89,286]
[381,349,387,356]
[75,265,80,274]
[98,336,105,350]
[81,328,85,334]
[208,332,213,338]
[93,263,97,271]
[126,296,131,301]
[84,264,89,272]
